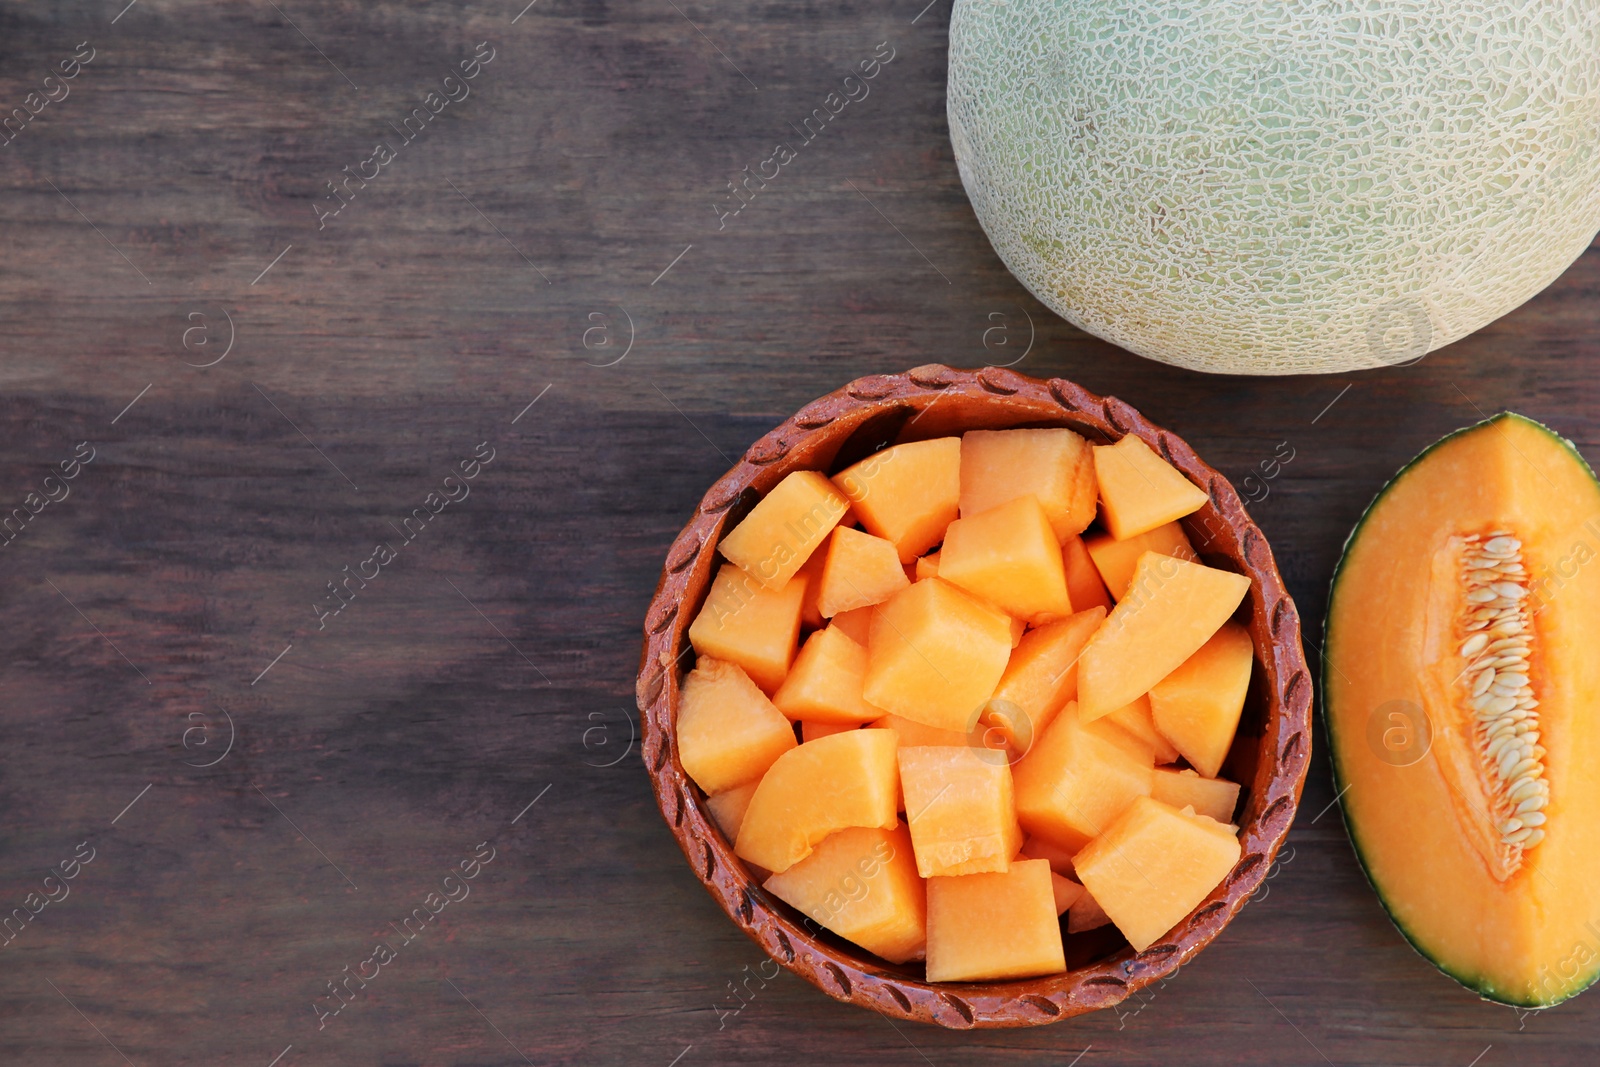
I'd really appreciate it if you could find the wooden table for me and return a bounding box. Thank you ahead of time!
[1,2,1596,1064]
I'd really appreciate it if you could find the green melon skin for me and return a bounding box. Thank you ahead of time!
[1324,413,1600,1009]
[948,2,1600,375]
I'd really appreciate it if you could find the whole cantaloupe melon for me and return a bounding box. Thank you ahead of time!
[948,1,1600,374]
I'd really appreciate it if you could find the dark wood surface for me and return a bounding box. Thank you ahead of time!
[1,2,1597,1065]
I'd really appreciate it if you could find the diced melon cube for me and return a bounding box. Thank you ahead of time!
[958,428,1096,541]
[1062,534,1113,613]
[1018,834,1078,877]
[869,713,970,748]
[735,729,900,873]
[938,495,1072,622]
[1077,553,1251,718]
[1067,886,1112,933]
[1013,703,1154,849]
[801,720,856,742]
[772,625,884,724]
[1151,768,1242,824]
[764,823,927,965]
[830,605,875,645]
[719,470,849,588]
[1092,434,1209,540]
[899,746,1023,878]
[795,544,829,630]
[925,858,1066,982]
[1085,521,1199,601]
[985,606,1107,753]
[1072,797,1243,951]
[1051,871,1085,915]
[705,780,761,840]
[816,526,910,618]
[915,551,941,581]
[677,658,799,794]
[832,438,961,563]
[1101,694,1181,765]
[688,565,808,693]
[1148,621,1254,777]
[862,579,1013,734]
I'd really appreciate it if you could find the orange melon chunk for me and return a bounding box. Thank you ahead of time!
[958,428,1096,541]
[1051,871,1085,915]
[832,438,961,563]
[1092,434,1209,540]
[899,746,1023,877]
[1062,534,1113,614]
[985,606,1107,753]
[801,720,856,742]
[938,495,1072,623]
[772,625,884,724]
[1148,621,1254,778]
[862,579,1013,733]
[1102,694,1181,765]
[1067,886,1112,933]
[925,858,1066,982]
[1073,796,1242,952]
[1151,768,1241,824]
[764,823,927,965]
[705,780,761,840]
[1013,703,1154,849]
[816,526,910,618]
[677,658,798,794]
[735,729,900,873]
[795,544,829,630]
[1084,521,1199,600]
[829,605,875,645]
[688,565,807,693]
[869,713,970,749]
[915,551,941,581]
[1077,553,1251,719]
[719,470,849,588]
[1018,834,1078,877]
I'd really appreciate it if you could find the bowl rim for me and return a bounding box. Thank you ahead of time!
[635,364,1312,1029]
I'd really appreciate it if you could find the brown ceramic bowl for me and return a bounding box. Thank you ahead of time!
[636,365,1311,1028]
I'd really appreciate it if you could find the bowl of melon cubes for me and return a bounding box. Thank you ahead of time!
[637,365,1310,1028]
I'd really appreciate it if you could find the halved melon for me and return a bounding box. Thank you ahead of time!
[1326,413,1600,1007]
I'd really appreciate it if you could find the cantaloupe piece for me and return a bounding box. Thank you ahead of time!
[1084,521,1200,601]
[959,428,1096,540]
[915,551,941,581]
[677,658,799,794]
[795,544,829,630]
[1092,435,1209,540]
[899,746,1023,877]
[771,625,884,725]
[815,526,910,618]
[984,606,1107,753]
[938,495,1072,623]
[830,605,875,645]
[705,780,761,840]
[688,565,808,693]
[801,720,856,742]
[1018,834,1077,877]
[1102,694,1181,765]
[1077,553,1252,719]
[1151,768,1241,825]
[1073,797,1242,952]
[1050,871,1085,915]
[863,579,1013,733]
[764,823,927,965]
[1013,703,1154,849]
[869,713,970,749]
[735,729,900,873]
[1062,534,1113,614]
[1148,621,1254,777]
[832,438,961,563]
[719,470,849,589]
[1067,886,1112,933]
[925,858,1065,982]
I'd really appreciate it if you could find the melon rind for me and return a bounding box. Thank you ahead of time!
[948,1,1600,375]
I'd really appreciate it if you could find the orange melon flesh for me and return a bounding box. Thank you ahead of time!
[795,544,829,630]
[1067,886,1112,933]
[915,551,941,581]
[1077,553,1252,719]
[959,428,1096,541]
[1102,694,1181,765]
[1073,796,1241,952]
[1092,434,1209,540]
[1062,535,1113,613]
[706,780,761,840]
[677,658,798,794]
[1326,413,1600,1006]
[925,858,1066,982]
[830,605,875,645]
[688,565,807,693]
[1151,768,1241,825]
[735,728,900,873]
[899,746,1024,877]
[862,579,1013,733]
[1148,621,1254,777]
[816,525,910,618]
[1050,871,1085,915]
[1018,834,1078,876]
[938,495,1073,623]
[719,470,849,588]
[832,438,961,563]
[1084,521,1199,600]
[772,625,885,725]
[1013,703,1154,849]
[869,712,971,749]
[985,607,1107,753]
[764,823,927,965]
[801,720,857,742]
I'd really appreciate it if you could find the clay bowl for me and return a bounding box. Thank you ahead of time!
[636,365,1311,1028]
